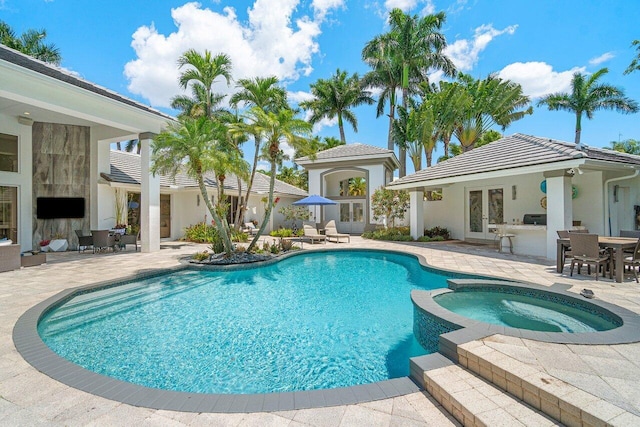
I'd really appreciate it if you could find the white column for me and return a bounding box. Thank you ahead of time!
[140,133,160,252]
[409,189,424,240]
[545,171,573,259]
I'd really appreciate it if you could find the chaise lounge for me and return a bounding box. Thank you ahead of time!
[324,220,350,243]
[302,224,326,244]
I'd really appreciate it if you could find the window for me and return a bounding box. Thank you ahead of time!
[0,133,18,172]
[0,186,18,243]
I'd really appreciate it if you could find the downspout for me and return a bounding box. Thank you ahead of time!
[603,168,640,236]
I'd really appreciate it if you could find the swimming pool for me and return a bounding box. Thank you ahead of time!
[37,250,466,394]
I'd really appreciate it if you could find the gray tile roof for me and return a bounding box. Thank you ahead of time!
[103,150,307,197]
[296,143,396,162]
[0,44,174,121]
[388,133,640,187]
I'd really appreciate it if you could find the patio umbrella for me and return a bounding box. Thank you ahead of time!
[293,194,336,223]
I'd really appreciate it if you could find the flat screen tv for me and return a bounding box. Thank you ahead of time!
[36,197,85,219]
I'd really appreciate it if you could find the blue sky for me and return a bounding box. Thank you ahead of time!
[2,0,639,174]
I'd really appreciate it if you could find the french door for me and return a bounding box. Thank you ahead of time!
[337,200,365,234]
[466,186,504,240]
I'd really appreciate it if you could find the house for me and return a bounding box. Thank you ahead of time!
[0,44,305,253]
[296,143,399,233]
[387,134,640,259]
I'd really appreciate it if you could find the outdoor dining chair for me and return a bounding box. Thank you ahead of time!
[74,230,93,253]
[623,238,640,283]
[91,230,116,253]
[569,233,611,281]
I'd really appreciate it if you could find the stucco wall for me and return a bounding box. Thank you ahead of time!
[32,122,91,249]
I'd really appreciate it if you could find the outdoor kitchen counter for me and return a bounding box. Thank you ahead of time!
[489,225,588,231]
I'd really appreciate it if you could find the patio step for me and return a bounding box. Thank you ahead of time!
[457,341,640,427]
[414,353,557,427]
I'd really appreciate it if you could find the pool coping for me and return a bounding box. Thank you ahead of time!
[16,248,464,413]
[411,279,640,354]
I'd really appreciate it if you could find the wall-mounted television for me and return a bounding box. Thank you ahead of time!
[36,197,85,219]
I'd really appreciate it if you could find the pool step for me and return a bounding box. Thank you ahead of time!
[456,341,639,427]
[414,353,557,426]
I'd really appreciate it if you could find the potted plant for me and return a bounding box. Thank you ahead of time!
[48,233,69,252]
[39,239,51,252]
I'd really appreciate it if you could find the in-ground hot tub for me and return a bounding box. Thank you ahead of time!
[412,280,640,352]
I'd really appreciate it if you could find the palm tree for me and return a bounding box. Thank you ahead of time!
[177,49,232,119]
[429,81,468,160]
[538,68,639,145]
[609,138,640,155]
[376,9,456,176]
[454,73,532,152]
[151,117,235,255]
[236,107,314,251]
[300,69,374,144]
[624,40,640,75]
[348,177,366,196]
[0,20,61,65]
[170,84,227,119]
[228,76,288,227]
[362,38,404,151]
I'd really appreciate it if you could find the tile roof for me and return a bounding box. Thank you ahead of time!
[296,143,396,162]
[103,150,307,197]
[388,133,640,187]
[0,44,174,121]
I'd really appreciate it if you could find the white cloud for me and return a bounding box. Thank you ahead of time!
[280,141,296,160]
[385,0,417,11]
[311,116,338,134]
[589,52,614,66]
[445,24,517,71]
[497,61,585,99]
[124,1,341,108]
[287,90,314,104]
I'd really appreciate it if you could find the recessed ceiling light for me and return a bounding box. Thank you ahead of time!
[23,112,30,115]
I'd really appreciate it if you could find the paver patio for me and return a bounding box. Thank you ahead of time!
[1,237,639,426]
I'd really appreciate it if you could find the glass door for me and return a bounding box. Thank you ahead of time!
[466,187,504,240]
[337,200,366,234]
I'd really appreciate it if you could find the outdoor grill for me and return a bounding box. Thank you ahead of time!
[523,214,546,225]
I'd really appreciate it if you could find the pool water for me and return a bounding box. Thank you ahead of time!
[38,251,455,394]
[434,290,619,333]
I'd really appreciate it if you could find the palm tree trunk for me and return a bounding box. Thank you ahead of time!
[197,175,233,255]
[338,115,346,144]
[399,86,408,177]
[575,112,582,145]
[425,146,433,167]
[240,135,262,228]
[387,94,396,151]
[116,142,122,151]
[233,177,243,231]
[247,158,277,251]
[443,134,450,159]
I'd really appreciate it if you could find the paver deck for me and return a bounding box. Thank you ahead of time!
[1,237,639,425]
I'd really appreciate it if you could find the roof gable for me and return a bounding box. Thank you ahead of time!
[296,142,398,166]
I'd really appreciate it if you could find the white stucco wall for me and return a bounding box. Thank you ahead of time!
[0,112,34,250]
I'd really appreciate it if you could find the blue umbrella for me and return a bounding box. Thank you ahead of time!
[293,194,336,223]
[293,194,337,206]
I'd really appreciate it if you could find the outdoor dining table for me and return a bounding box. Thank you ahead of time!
[557,236,638,283]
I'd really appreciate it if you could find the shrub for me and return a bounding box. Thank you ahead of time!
[231,229,248,242]
[280,239,294,252]
[184,222,217,243]
[270,228,294,238]
[361,227,412,241]
[234,245,246,253]
[192,251,210,261]
[270,241,280,254]
[424,226,450,240]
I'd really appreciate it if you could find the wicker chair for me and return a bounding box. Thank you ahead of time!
[118,230,140,251]
[91,230,116,253]
[569,233,611,281]
[623,238,640,283]
[74,230,93,253]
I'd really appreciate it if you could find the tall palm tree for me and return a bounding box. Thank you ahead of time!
[428,81,468,160]
[236,107,314,251]
[0,20,61,65]
[300,69,374,144]
[151,117,235,255]
[624,40,640,75]
[376,9,456,176]
[228,76,288,228]
[362,37,404,151]
[177,49,232,119]
[538,68,639,145]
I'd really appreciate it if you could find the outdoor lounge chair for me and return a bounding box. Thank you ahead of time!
[75,230,93,253]
[324,220,350,243]
[569,233,611,281]
[302,224,326,244]
[243,222,259,236]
